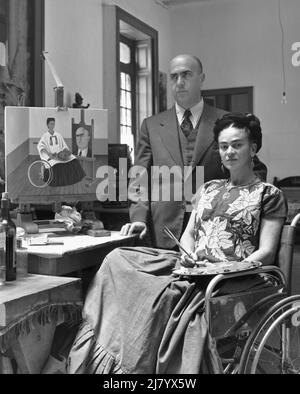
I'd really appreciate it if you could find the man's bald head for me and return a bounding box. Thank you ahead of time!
[169,54,205,109]
[170,54,203,74]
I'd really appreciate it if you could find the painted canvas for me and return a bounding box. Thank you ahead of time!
[5,107,108,204]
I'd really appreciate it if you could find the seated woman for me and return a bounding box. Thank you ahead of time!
[37,117,85,187]
[67,113,287,374]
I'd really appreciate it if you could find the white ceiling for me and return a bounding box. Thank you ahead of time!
[161,0,210,5]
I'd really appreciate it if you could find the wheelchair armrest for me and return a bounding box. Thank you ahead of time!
[204,265,286,326]
[291,212,300,227]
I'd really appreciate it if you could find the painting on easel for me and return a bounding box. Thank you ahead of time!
[5,106,108,205]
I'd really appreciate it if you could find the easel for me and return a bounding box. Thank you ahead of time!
[16,201,104,235]
[16,202,63,234]
[16,204,39,234]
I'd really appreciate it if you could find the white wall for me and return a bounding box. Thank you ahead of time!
[44,0,103,109]
[44,0,300,181]
[169,0,300,182]
[44,0,172,109]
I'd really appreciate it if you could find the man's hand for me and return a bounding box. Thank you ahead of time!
[120,221,148,239]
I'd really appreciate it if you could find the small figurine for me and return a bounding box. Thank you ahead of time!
[72,92,90,109]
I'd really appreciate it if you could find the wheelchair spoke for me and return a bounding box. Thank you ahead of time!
[239,295,300,374]
[252,311,300,372]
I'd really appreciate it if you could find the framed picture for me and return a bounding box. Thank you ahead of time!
[72,123,93,159]
[5,106,108,204]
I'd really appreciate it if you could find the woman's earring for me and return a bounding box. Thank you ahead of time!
[221,163,226,173]
[251,156,255,169]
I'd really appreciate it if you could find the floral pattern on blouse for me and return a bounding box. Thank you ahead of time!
[193,179,287,263]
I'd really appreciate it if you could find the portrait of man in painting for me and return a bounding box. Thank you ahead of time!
[72,125,93,158]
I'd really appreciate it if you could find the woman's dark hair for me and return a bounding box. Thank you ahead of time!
[47,117,55,125]
[213,112,262,152]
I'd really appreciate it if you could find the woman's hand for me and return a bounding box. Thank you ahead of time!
[180,253,197,268]
[57,148,71,161]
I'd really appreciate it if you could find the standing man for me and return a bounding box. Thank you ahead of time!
[121,54,267,248]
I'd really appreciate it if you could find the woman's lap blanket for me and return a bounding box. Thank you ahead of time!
[67,247,268,374]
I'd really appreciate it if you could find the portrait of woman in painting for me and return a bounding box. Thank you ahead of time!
[37,117,86,187]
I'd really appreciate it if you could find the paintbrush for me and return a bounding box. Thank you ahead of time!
[163,226,196,261]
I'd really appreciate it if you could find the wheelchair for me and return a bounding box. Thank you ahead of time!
[204,213,300,374]
[27,159,53,188]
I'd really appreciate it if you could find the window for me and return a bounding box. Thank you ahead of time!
[119,36,136,159]
[202,87,253,113]
[103,6,158,163]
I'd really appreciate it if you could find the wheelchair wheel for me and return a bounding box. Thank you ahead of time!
[27,160,53,188]
[239,295,300,374]
[216,292,285,374]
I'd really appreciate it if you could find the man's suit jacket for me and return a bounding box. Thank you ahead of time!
[129,103,267,248]
[74,147,92,158]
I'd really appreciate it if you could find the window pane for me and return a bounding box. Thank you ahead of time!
[125,74,131,91]
[126,109,132,126]
[120,42,131,64]
[138,76,147,125]
[137,46,147,69]
[121,126,134,162]
[126,92,131,109]
[121,72,126,90]
[0,42,5,66]
[121,108,126,125]
[120,90,126,107]
[120,125,127,137]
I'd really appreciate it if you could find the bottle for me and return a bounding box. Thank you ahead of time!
[16,237,28,278]
[1,192,16,281]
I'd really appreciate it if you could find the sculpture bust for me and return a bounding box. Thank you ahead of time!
[72,92,90,109]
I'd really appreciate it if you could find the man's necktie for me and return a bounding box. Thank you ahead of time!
[78,150,82,156]
[50,135,58,146]
[181,109,193,138]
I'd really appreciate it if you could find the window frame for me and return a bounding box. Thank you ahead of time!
[202,86,253,113]
[103,5,159,145]
[119,34,137,150]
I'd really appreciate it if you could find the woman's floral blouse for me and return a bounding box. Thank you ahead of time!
[193,179,287,263]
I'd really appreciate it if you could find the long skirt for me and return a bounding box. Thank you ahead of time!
[66,247,267,374]
[43,158,85,187]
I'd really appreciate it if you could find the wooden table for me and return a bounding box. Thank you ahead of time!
[0,274,82,374]
[27,231,138,276]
